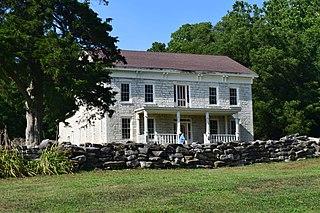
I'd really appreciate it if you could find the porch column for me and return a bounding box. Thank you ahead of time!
[144,110,148,143]
[205,112,210,135]
[136,113,140,143]
[176,111,181,134]
[225,116,228,134]
[235,115,240,141]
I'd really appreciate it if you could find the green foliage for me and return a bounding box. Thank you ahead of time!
[147,42,166,52]
[149,0,320,139]
[0,146,72,178]
[0,149,26,178]
[0,0,124,143]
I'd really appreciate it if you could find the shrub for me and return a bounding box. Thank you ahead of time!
[0,149,26,178]
[29,146,73,175]
[0,145,73,178]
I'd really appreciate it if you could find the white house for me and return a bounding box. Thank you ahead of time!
[59,50,258,145]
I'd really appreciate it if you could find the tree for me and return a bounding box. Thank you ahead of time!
[167,22,216,54]
[0,0,124,145]
[148,0,320,139]
[147,42,166,52]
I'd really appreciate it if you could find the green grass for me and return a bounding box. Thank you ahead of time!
[0,158,320,213]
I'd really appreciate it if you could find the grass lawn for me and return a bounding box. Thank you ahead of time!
[0,158,319,213]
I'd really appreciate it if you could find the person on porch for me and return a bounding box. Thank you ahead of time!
[178,131,185,144]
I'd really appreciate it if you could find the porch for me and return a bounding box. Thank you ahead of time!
[135,106,241,144]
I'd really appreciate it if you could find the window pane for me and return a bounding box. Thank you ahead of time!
[209,87,217,105]
[145,85,153,102]
[210,120,218,134]
[121,84,130,102]
[122,118,130,139]
[230,88,237,105]
[230,120,236,134]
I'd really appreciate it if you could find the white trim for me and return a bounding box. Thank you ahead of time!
[111,68,257,84]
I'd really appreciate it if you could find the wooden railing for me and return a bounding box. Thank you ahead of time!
[204,134,237,143]
[149,133,178,144]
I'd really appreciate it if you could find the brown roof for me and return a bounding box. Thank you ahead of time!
[115,50,257,76]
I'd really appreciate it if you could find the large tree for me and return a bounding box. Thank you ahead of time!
[0,0,124,145]
[148,0,320,139]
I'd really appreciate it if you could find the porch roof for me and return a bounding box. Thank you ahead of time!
[134,106,241,115]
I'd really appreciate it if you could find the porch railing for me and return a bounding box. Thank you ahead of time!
[204,134,237,143]
[148,133,178,144]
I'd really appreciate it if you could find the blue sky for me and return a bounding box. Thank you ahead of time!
[91,0,264,51]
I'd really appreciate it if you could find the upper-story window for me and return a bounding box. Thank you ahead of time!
[229,88,238,106]
[209,87,217,105]
[145,85,154,103]
[121,83,130,102]
[174,85,190,107]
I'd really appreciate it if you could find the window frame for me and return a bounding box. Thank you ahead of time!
[144,84,154,103]
[229,88,238,106]
[120,83,131,102]
[210,119,219,134]
[174,85,190,107]
[209,87,218,105]
[121,118,131,139]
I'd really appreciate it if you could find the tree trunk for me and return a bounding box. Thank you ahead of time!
[25,78,43,145]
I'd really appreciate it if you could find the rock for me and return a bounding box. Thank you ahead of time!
[152,151,166,157]
[126,159,140,168]
[103,161,126,170]
[71,155,86,164]
[214,161,226,167]
[39,139,54,150]
[176,146,189,155]
[140,161,153,168]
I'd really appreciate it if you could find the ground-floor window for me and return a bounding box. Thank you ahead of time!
[148,118,155,139]
[122,118,131,139]
[230,120,236,134]
[210,120,218,134]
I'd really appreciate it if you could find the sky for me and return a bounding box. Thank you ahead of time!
[90,0,264,51]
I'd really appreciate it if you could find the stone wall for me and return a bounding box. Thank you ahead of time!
[57,134,319,171]
[14,135,319,171]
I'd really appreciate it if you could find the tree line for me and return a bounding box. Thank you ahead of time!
[148,0,320,140]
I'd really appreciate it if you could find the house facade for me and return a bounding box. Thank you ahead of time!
[59,50,258,145]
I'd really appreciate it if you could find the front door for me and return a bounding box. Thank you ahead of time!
[174,119,192,143]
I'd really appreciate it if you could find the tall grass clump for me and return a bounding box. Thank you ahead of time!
[28,146,73,175]
[0,145,73,178]
[0,149,26,178]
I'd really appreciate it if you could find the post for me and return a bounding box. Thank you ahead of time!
[144,110,148,143]
[225,116,228,134]
[136,113,140,143]
[177,111,181,144]
[205,112,210,144]
[235,116,240,141]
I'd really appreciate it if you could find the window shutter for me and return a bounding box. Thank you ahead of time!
[174,85,176,103]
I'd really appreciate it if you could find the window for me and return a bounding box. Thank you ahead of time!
[145,85,154,102]
[209,87,217,105]
[174,85,190,107]
[210,120,218,134]
[229,88,238,105]
[230,120,236,135]
[121,83,130,102]
[122,118,131,139]
[148,119,155,139]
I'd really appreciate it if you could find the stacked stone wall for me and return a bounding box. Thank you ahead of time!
[14,135,320,171]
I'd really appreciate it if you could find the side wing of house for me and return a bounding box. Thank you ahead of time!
[58,51,258,145]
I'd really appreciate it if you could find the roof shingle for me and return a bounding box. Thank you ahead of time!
[115,50,257,76]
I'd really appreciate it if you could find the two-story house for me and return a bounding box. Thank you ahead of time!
[59,50,258,145]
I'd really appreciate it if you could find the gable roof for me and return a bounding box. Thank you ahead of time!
[115,50,257,76]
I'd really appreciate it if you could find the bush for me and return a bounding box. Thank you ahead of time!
[0,145,73,178]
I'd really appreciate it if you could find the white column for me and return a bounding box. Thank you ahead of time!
[144,110,148,143]
[235,115,240,141]
[225,116,228,134]
[100,119,103,143]
[176,111,181,134]
[205,112,210,135]
[136,113,140,143]
[105,116,108,143]
[91,122,95,143]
